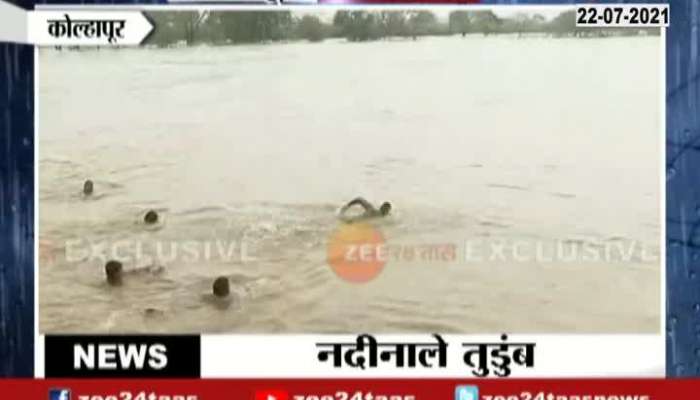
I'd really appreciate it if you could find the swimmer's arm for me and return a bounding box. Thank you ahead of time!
[340,197,376,214]
[129,264,165,275]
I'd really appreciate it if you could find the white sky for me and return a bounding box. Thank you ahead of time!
[493,7,569,20]
[295,6,571,23]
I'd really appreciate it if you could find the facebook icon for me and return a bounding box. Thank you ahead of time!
[455,385,479,400]
[49,388,71,400]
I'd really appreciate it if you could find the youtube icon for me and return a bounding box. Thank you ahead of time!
[255,389,289,400]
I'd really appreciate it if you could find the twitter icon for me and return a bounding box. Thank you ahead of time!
[455,385,479,400]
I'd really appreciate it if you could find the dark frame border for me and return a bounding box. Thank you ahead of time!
[0,0,692,378]
[0,41,35,377]
[665,0,700,378]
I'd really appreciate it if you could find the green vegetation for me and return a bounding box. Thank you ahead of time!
[297,15,326,43]
[144,10,660,47]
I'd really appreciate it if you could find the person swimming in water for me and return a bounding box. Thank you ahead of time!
[212,276,230,298]
[199,276,234,309]
[83,180,94,196]
[104,259,164,286]
[105,260,123,286]
[338,197,392,223]
[144,210,159,224]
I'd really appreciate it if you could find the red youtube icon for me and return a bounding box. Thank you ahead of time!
[255,389,289,400]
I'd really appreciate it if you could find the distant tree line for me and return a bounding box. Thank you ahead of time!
[144,10,660,47]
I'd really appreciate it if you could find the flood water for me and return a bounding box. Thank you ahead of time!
[39,35,661,333]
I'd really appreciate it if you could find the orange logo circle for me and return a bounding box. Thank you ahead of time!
[327,222,387,283]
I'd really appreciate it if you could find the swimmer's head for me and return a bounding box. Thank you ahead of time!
[380,202,392,216]
[144,210,159,225]
[83,180,94,196]
[212,276,230,298]
[105,260,123,286]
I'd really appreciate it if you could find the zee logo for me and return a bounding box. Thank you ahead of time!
[49,388,71,400]
[74,343,168,370]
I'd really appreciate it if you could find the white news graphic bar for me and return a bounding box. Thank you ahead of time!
[35,334,663,378]
[575,4,669,28]
[28,11,154,46]
[201,334,664,378]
